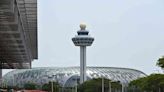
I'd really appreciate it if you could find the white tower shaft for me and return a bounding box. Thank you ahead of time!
[80,46,86,84]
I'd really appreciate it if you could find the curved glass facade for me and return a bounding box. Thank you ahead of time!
[2,67,146,87]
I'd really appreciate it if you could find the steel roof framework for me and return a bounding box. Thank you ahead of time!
[0,0,37,69]
[3,67,147,87]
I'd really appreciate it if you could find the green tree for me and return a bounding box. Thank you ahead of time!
[144,74,164,92]
[129,74,164,92]
[78,78,121,92]
[24,82,37,90]
[42,81,60,92]
[157,56,164,69]
[128,77,147,91]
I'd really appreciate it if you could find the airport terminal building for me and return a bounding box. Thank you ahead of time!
[3,67,146,87]
[0,0,38,69]
[0,0,38,84]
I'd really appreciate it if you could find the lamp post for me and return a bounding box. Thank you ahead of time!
[120,82,126,92]
[48,77,53,92]
[12,74,15,87]
[48,75,56,92]
[109,81,111,92]
[159,87,161,92]
[102,77,104,92]
[122,83,124,92]
[52,81,53,92]
[72,77,78,92]
[75,79,77,92]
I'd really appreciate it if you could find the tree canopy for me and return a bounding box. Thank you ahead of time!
[157,56,164,69]
[129,74,164,92]
[42,81,60,92]
[78,78,121,92]
[23,82,37,90]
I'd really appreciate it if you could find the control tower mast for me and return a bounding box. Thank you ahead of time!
[72,23,94,84]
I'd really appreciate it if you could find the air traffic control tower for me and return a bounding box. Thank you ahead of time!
[72,23,94,84]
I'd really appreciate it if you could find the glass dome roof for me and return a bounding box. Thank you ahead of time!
[2,67,146,87]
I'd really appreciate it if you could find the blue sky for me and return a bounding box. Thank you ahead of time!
[3,0,164,75]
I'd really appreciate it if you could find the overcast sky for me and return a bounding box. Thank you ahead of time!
[3,0,164,75]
